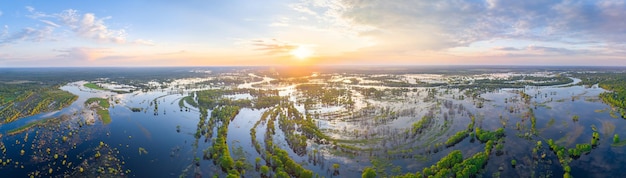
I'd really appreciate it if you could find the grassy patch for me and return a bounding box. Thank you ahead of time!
[595,108,607,113]
[85,98,110,108]
[97,109,111,124]
[84,83,106,90]
[7,118,51,135]
[85,97,111,124]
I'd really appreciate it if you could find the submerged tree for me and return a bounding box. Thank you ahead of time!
[260,165,270,177]
[333,163,340,175]
[362,167,377,178]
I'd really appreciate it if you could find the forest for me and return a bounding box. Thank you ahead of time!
[0,83,76,123]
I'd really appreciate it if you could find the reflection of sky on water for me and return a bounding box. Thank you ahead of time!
[4,74,626,177]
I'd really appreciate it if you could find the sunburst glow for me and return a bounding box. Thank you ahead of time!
[290,46,314,60]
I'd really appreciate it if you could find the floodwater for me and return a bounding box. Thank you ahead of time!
[1,75,626,177]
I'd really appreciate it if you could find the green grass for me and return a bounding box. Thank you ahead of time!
[97,109,111,124]
[7,118,51,135]
[85,97,111,124]
[84,83,132,94]
[85,98,110,108]
[84,83,106,90]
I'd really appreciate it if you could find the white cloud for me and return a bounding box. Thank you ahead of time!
[25,6,51,19]
[58,10,127,43]
[40,20,60,28]
[0,7,153,45]
[0,26,55,44]
[289,4,318,16]
[293,0,626,54]
[492,45,589,57]
[25,6,35,12]
[248,38,298,55]
[58,9,79,28]
[486,0,498,9]
[0,10,3,17]
[0,7,64,44]
[291,0,376,37]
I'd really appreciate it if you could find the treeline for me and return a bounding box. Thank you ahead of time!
[358,81,445,88]
[411,115,434,137]
[380,125,504,178]
[392,135,494,178]
[545,128,599,178]
[195,89,283,109]
[475,128,505,143]
[445,131,469,147]
[278,104,310,156]
[598,77,626,110]
[573,73,626,118]
[261,105,315,178]
[248,100,337,177]
[574,72,625,86]
[453,76,573,90]
[445,116,475,147]
[355,87,415,100]
[425,128,502,177]
[296,84,353,107]
[204,106,242,176]
[0,85,77,123]
[265,78,309,85]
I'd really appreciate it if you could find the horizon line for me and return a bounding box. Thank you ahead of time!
[3,64,626,68]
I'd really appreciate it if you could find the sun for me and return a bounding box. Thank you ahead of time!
[290,46,314,60]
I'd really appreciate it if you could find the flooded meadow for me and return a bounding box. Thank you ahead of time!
[1,68,626,177]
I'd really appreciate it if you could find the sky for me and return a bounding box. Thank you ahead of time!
[1,0,626,67]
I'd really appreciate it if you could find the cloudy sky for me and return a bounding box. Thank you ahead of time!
[1,0,625,67]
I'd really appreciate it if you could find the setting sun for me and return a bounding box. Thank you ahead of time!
[290,46,314,60]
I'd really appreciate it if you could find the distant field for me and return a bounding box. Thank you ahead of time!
[84,83,106,90]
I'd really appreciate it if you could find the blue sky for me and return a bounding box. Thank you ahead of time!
[1,0,626,66]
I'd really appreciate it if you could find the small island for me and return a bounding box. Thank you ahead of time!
[85,97,111,124]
